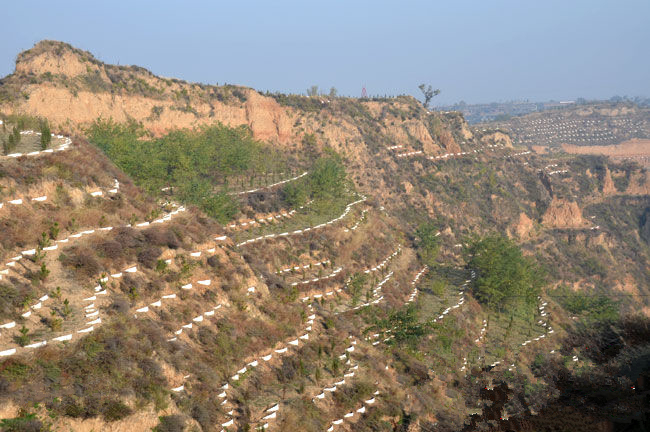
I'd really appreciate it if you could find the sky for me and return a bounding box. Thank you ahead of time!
[1,0,649,105]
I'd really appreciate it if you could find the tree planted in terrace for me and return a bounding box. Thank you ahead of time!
[464,234,544,311]
[309,150,347,199]
[415,221,441,267]
[552,285,619,324]
[88,119,285,222]
[11,126,20,146]
[282,150,347,206]
[40,120,51,149]
[374,305,431,349]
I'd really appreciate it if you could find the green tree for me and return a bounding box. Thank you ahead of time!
[348,273,367,305]
[414,221,440,266]
[12,126,21,146]
[49,222,60,240]
[376,305,430,349]
[40,120,51,150]
[6,130,15,153]
[464,234,544,310]
[329,87,338,98]
[282,181,310,207]
[308,152,346,199]
[302,133,319,160]
[553,285,619,324]
[62,299,71,318]
[38,262,50,281]
[38,232,51,249]
[16,325,30,347]
[88,119,283,221]
[306,85,319,97]
[201,191,238,223]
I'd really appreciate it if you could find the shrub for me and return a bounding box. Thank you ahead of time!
[137,246,162,269]
[60,246,101,278]
[155,259,167,273]
[97,240,123,260]
[48,318,62,332]
[143,228,180,249]
[206,255,220,269]
[62,396,84,418]
[153,415,186,432]
[110,297,130,314]
[102,400,132,421]
[0,410,44,432]
[430,279,446,296]
[0,284,34,319]
[113,227,143,249]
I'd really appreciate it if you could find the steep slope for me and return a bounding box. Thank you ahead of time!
[0,41,649,432]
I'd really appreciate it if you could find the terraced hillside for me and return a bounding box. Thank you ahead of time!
[0,41,649,431]
[482,102,650,148]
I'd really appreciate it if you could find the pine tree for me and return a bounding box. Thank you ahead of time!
[12,126,21,147]
[40,121,51,150]
[7,133,15,153]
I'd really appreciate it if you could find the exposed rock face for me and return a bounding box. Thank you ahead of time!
[480,131,513,148]
[1,40,453,156]
[514,212,534,238]
[12,79,293,143]
[16,42,96,77]
[626,171,650,195]
[541,198,587,228]
[459,122,474,140]
[602,167,617,195]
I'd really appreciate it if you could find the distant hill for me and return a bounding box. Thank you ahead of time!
[439,97,650,124]
[480,101,650,148]
[437,100,570,123]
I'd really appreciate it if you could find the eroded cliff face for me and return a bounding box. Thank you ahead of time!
[1,41,458,158]
[541,198,588,228]
[480,131,513,148]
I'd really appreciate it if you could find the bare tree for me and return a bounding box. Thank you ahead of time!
[418,84,440,109]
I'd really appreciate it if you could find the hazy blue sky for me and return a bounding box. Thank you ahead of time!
[1,0,648,105]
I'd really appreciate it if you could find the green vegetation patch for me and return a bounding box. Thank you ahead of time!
[88,119,289,222]
[464,234,544,311]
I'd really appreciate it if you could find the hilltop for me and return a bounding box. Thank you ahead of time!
[0,41,466,152]
[0,41,649,431]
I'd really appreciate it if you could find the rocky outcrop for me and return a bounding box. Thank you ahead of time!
[626,171,650,195]
[541,198,588,228]
[480,131,512,148]
[514,212,534,238]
